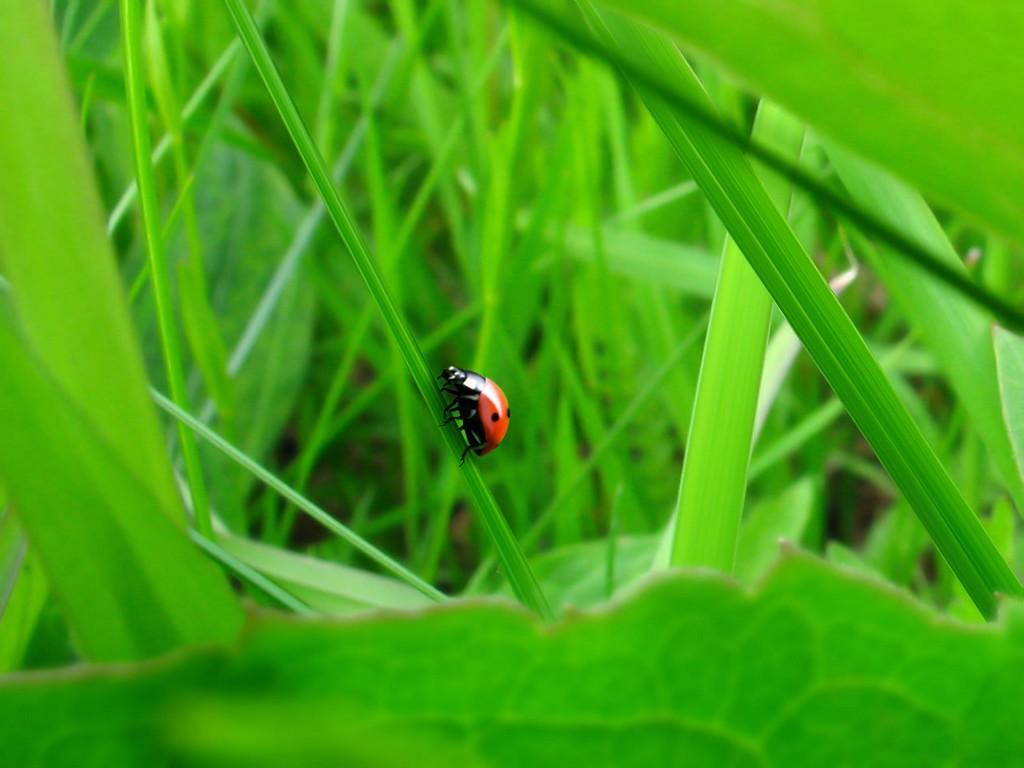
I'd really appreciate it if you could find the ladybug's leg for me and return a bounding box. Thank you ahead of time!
[459,438,487,466]
[439,408,463,427]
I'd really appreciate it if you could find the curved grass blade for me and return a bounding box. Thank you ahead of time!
[152,390,447,604]
[120,0,211,535]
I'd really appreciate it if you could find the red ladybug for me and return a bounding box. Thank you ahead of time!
[438,366,510,463]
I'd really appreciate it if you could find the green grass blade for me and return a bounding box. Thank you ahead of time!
[216,534,434,612]
[106,24,243,234]
[578,3,1020,618]
[0,0,180,527]
[826,146,1024,510]
[995,328,1024,487]
[0,305,242,661]
[556,226,718,297]
[143,2,233,421]
[188,531,314,616]
[219,0,550,619]
[152,390,446,603]
[120,0,211,535]
[670,101,803,571]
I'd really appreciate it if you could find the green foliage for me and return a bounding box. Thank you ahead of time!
[0,303,242,660]
[996,328,1024,486]
[0,1,180,523]
[671,101,803,571]
[0,0,242,662]
[594,0,1024,249]
[5,554,1024,766]
[577,1,1020,617]
[120,0,212,533]
[827,146,1024,509]
[219,0,550,619]
[3,0,1024,761]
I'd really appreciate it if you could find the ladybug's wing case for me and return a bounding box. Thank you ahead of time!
[441,367,498,456]
[475,378,509,455]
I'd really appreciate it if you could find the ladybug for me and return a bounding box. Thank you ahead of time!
[438,365,510,464]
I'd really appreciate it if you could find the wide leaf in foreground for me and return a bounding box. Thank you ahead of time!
[2,553,1023,766]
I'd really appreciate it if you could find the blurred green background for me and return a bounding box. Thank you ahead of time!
[2,0,1024,764]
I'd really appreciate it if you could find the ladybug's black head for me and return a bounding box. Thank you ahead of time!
[438,365,467,383]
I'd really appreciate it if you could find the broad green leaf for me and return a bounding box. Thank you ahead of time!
[828,146,1024,509]
[0,306,242,661]
[995,327,1024,486]
[5,554,1024,766]
[594,0,1024,247]
[0,0,180,521]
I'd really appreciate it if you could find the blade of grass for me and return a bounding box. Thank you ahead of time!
[188,530,314,616]
[220,0,550,619]
[152,389,446,603]
[994,327,1024,487]
[553,226,718,297]
[593,0,1024,251]
[216,534,434,612]
[0,0,180,526]
[121,0,211,535]
[106,14,254,234]
[753,266,858,439]
[578,2,1021,618]
[0,304,243,661]
[606,180,697,224]
[826,146,1024,511]
[143,1,233,422]
[670,100,803,571]
[278,31,505,540]
[216,14,440,410]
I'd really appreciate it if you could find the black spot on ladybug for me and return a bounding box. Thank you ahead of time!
[490,413,500,422]
[506,408,511,418]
